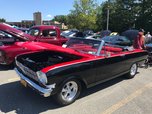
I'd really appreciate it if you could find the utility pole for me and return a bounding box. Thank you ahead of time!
[106,0,110,30]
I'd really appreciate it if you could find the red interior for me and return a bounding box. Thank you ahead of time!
[70,44,124,55]
[71,44,93,48]
[102,46,123,52]
[70,44,97,52]
[100,46,123,55]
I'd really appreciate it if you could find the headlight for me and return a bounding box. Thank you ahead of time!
[36,71,47,85]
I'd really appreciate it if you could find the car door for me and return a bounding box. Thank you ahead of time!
[36,29,62,45]
[94,53,126,83]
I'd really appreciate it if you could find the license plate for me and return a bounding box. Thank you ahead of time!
[20,80,27,87]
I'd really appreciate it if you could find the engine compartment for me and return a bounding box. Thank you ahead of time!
[16,50,82,71]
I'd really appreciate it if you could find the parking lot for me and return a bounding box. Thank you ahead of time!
[0,66,152,114]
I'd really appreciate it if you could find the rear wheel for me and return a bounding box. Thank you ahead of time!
[54,79,81,106]
[126,63,138,79]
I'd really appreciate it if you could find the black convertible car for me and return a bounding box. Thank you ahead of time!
[15,38,148,106]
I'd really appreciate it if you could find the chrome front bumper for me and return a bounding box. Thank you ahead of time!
[15,68,56,97]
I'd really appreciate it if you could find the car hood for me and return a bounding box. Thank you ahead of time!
[17,42,93,57]
[15,41,94,57]
[0,41,92,57]
[0,23,35,41]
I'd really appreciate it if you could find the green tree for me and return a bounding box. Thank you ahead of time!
[135,0,152,32]
[100,0,141,33]
[96,4,104,31]
[52,15,68,25]
[0,18,6,22]
[97,1,112,31]
[67,0,98,31]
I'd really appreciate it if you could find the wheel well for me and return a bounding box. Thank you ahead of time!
[76,78,87,90]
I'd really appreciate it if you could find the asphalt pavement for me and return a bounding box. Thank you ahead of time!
[0,65,152,114]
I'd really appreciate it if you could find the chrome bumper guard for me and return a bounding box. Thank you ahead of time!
[15,68,56,97]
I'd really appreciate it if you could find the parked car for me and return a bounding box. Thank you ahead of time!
[17,27,29,33]
[28,25,68,45]
[61,29,79,38]
[0,41,60,65]
[101,35,132,46]
[121,29,139,44]
[83,30,94,36]
[100,30,111,38]
[61,31,78,38]
[110,32,119,36]
[15,38,148,106]
[85,33,101,39]
[145,40,152,66]
[146,43,152,52]
[0,23,35,44]
[61,29,79,36]
[0,23,68,65]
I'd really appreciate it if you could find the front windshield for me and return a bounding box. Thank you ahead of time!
[28,28,39,36]
[63,38,103,55]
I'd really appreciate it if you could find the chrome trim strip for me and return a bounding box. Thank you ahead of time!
[15,68,56,97]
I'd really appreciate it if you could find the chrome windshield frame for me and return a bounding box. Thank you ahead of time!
[96,40,105,56]
[64,38,105,56]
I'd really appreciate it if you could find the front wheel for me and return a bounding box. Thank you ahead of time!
[54,79,81,106]
[126,63,138,79]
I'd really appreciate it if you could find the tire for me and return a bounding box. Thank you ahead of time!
[54,79,82,106]
[126,63,138,79]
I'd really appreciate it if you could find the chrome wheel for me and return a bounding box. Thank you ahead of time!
[125,63,138,79]
[130,63,137,76]
[55,79,81,106]
[61,81,78,102]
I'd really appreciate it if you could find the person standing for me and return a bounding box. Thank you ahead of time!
[133,32,145,49]
[133,31,147,67]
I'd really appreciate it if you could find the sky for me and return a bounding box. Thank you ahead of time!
[0,0,106,22]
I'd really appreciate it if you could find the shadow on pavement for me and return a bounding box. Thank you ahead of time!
[0,75,128,114]
[0,81,59,114]
[0,65,14,71]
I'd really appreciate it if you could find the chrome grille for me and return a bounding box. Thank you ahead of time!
[16,60,38,81]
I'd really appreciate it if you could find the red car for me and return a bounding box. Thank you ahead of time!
[0,23,67,65]
[15,38,148,106]
[0,41,61,65]
[28,25,67,45]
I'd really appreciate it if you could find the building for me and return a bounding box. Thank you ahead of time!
[6,12,68,29]
[7,20,35,28]
[33,12,42,25]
